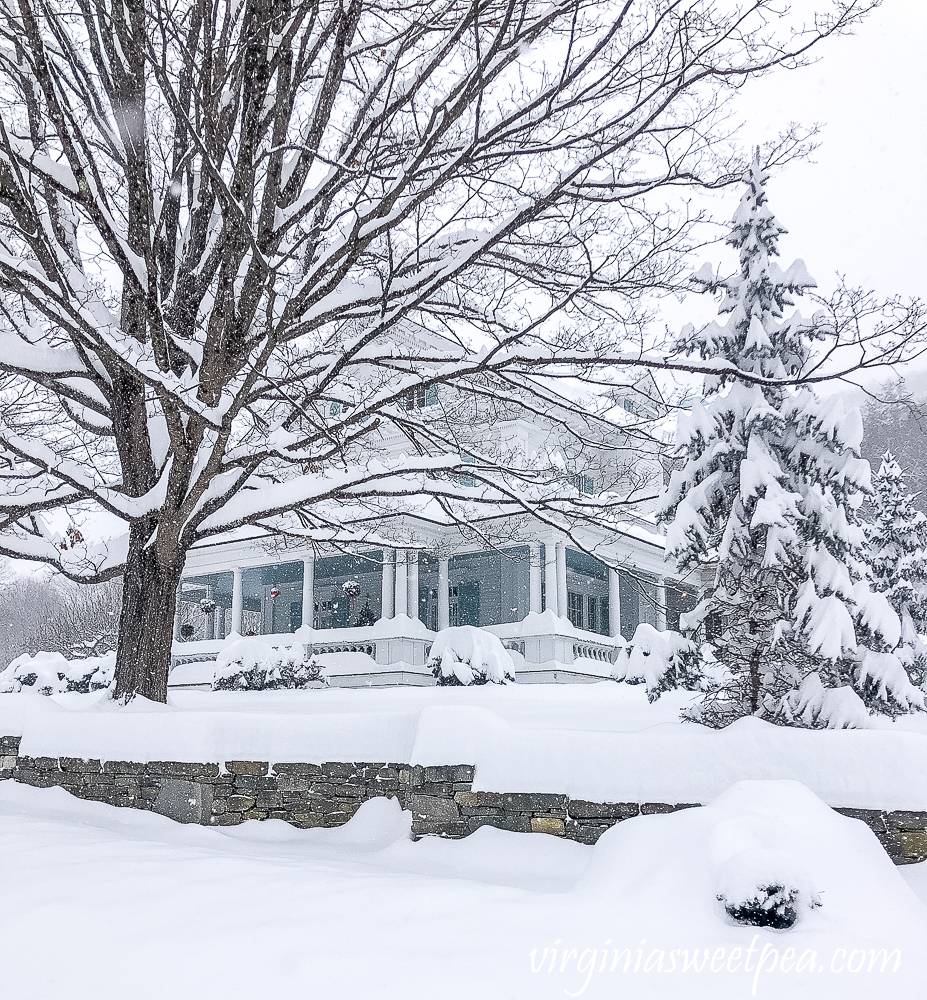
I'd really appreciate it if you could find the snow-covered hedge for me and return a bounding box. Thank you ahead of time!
[0,651,115,695]
[212,637,327,691]
[428,626,515,686]
[611,623,699,701]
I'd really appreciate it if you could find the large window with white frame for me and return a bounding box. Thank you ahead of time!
[447,547,530,627]
[564,549,610,635]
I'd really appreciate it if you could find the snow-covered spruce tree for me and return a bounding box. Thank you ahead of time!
[659,154,923,727]
[865,453,927,688]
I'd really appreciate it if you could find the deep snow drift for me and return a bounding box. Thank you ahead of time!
[0,778,924,999]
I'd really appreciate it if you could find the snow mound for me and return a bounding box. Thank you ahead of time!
[578,779,924,939]
[428,626,515,685]
[0,651,115,696]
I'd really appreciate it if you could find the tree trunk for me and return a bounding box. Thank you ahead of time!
[114,523,184,703]
[749,647,761,715]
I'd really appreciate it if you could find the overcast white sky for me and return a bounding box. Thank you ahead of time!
[732,0,927,303]
[655,1,927,395]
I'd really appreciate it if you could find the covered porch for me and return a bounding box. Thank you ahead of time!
[171,533,686,687]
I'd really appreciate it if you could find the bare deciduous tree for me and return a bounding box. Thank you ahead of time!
[0,0,910,701]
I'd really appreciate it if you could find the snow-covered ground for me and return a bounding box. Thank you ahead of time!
[3,683,927,998]
[1,778,924,999]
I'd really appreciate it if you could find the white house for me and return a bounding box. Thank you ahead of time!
[171,332,694,687]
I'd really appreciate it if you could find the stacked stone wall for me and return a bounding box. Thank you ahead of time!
[2,736,925,864]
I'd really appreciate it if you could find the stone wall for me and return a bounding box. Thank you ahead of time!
[2,736,925,864]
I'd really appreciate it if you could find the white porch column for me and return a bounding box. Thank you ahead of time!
[408,551,420,624]
[608,566,621,639]
[544,541,559,616]
[381,549,395,619]
[656,579,668,631]
[231,567,243,634]
[437,557,450,630]
[528,543,542,615]
[556,541,568,618]
[301,556,314,629]
[394,550,408,617]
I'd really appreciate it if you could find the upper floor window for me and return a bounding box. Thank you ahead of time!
[570,473,595,495]
[455,453,477,487]
[402,384,438,410]
[623,398,635,414]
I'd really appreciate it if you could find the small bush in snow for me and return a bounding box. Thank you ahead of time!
[428,626,515,685]
[0,651,115,695]
[212,637,326,691]
[720,884,802,929]
[716,847,822,930]
[612,623,700,701]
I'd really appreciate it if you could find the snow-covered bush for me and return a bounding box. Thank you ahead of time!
[212,637,326,691]
[788,673,873,729]
[428,626,515,685]
[0,651,115,695]
[716,847,822,929]
[612,623,699,700]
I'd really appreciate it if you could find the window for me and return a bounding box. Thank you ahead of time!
[329,401,342,417]
[623,399,635,414]
[402,384,438,410]
[666,582,698,632]
[567,591,585,629]
[455,454,478,487]
[447,547,530,627]
[564,549,610,635]
[570,473,595,495]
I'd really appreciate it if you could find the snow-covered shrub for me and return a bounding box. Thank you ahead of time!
[428,626,515,685]
[612,623,699,701]
[0,651,115,695]
[716,848,822,930]
[212,637,326,691]
[788,673,872,729]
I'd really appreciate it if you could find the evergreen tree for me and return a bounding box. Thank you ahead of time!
[659,153,923,727]
[866,453,927,687]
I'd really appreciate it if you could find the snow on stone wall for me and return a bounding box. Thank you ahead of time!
[1,735,926,865]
